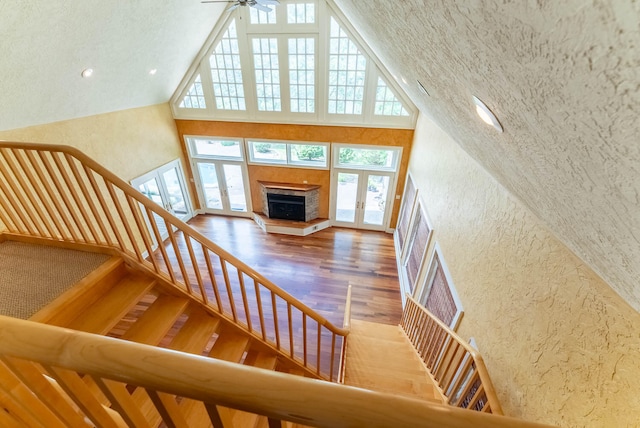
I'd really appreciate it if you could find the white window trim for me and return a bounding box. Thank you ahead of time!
[186,136,246,162]
[332,143,402,172]
[246,138,330,169]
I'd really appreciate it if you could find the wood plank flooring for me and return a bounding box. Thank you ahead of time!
[184,215,403,326]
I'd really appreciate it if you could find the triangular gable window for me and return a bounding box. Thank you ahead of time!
[178,74,206,109]
[172,1,416,128]
[375,76,410,117]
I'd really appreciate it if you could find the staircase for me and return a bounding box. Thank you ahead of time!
[29,256,307,427]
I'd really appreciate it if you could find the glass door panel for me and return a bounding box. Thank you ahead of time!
[363,174,390,226]
[223,164,248,212]
[162,167,188,216]
[197,163,223,210]
[335,172,359,223]
[138,178,163,206]
[331,170,395,231]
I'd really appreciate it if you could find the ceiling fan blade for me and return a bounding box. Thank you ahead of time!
[228,3,240,11]
[255,0,279,5]
[253,3,273,12]
[201,1,233,3]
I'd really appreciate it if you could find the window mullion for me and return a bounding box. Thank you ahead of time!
[279,36,291,114]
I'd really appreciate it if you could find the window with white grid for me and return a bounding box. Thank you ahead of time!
[209,19,246,110]
[288,38,315,113]
[179,74,207,109]
[375,77,409,116]
[250,7,277,24]
[287,2,315,24]
[252,37,281,111]
[327,17,367,115]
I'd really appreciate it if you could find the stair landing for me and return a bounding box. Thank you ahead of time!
[344,319,442,403]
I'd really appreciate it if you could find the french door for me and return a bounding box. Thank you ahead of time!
[131,159,193,246]
[192,160,252,217]
[331,169,395,231]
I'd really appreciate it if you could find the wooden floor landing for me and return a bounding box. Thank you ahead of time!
[185,215,403,326]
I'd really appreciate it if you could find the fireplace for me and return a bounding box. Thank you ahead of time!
[259,181,320,222]
[267,194,306,221]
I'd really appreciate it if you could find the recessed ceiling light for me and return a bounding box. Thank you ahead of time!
[149,69,157,75]
[81,68,94,78]
[473,95,503,132]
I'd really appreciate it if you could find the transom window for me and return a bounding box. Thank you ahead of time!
[172,0,415,128]
[187,137,245,161]
[247,140,329,168]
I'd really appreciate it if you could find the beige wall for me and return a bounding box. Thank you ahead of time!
[408,114,640,427]
[0,103,183,182]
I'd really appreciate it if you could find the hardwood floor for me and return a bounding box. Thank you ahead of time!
[185,215,403,326]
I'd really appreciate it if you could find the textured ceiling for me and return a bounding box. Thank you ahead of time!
[0,0,225,131]
[332,1,640,311]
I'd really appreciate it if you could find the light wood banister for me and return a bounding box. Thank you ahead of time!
[0,140,350,380]
[0,315,553,428]
[402,295,503,415]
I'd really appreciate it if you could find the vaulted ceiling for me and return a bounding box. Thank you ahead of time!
[2,1,639,312]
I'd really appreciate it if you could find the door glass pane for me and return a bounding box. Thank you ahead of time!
[197,163,223,209]
[162,167,188,215]
[138,178,163,206]
[363,175,390,226]
[223,164,247,212]
[336,172,359,222]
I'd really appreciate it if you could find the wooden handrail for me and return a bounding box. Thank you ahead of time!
[402,295,503,414]
[0,141,348,380]
[0,315,554,428]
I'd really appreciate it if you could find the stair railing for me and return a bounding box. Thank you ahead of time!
[0,141,348,381]
[0,315,553,428]
[402,295,503,414]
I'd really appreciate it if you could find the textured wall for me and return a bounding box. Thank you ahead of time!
[0,103,183,181]
[175,120,414,226]
[409,115,640,427]
[333,0,640,314]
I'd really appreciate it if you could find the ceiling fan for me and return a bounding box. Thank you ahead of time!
[202,0,280,13]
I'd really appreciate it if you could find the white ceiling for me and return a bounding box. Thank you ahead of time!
[0,0,225,131]
[2,1,640,313]
[332,0,640,311]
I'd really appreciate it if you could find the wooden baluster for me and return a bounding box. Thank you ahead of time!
[440,347,466,396]
[329,332,336,382]
[8,148,65,239]
[146,389,190,428]
[0,367,57,428]
[92,377,152,428]
[0,148,52,237]
[456,370,481,409]
[220,258,237,321]
[185,235,206,300]
[167,225,192,294]
[23,150,79,242]
[82,164,127,251]
[267,417,283,428]
[126,195,160,273]
[238,272,252,331]
[316,323,322,376]
[146,207,177,283]
[36,151,94,243]
[271,291,280,349]
[43,366,122,428]
[287,303,294,358]
[0,184,25,233]
[466,384,486,411]
[104,181,144,261]
[432,335,454,379]
[302,314,308,367]
[254,280,267,340]
[202,247,221,309]
[446,356,474,406]
[62,153,113,246]
[204,403,227,428]
[437,341,461,386]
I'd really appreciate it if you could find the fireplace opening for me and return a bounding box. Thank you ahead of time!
[267,193,306,221]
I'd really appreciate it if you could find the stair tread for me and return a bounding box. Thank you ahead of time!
[66,272,155,335]
[208,330,250,362]
[168,308,221,355]
[121,294,189,345]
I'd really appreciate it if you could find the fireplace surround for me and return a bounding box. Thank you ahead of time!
[259,181,320,222]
